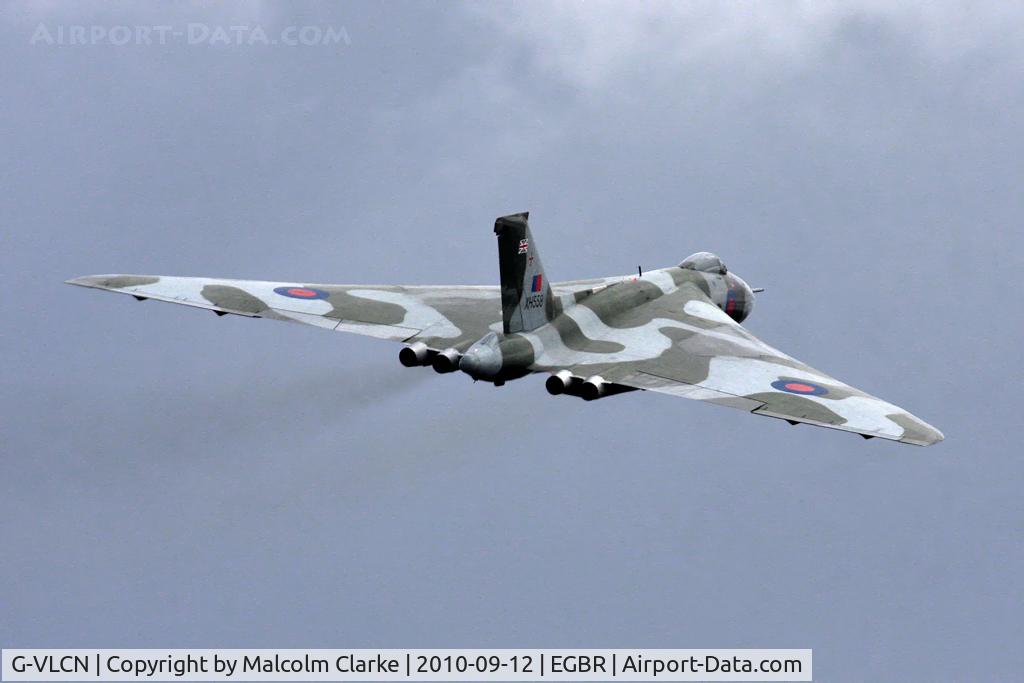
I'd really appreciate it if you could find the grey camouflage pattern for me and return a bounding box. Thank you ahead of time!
[67,213,943,447]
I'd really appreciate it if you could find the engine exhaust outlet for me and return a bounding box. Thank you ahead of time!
[581,375,608,401]
[546,370,576,395]
[399,342,430,367]
[432,348,462,374]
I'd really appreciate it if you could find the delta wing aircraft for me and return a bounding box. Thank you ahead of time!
[68,212,943,446]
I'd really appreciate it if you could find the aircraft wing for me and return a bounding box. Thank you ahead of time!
[66,274,502,349]
[543,281,944,446]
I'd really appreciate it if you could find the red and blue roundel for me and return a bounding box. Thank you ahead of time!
[273,286,330,300]
[771,379,829,396]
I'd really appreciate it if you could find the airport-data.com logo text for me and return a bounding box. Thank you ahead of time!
[29,23,351,47]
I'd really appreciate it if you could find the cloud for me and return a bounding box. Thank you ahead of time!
[470,1,1024,92]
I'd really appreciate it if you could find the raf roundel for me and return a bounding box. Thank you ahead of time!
[273,286,330,300]
[771,379,829,396]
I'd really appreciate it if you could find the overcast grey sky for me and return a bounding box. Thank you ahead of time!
[1,2,1022,680]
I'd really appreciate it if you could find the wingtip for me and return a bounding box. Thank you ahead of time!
[901,425,945,447]
[917,418,945,446]
[65,275,99,287]
[64,274,160,290]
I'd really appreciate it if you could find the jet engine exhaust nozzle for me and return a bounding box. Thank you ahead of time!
[432,348,462,374]
[399,342,430,367]
[581,376,608,401]
[545,370,576,395]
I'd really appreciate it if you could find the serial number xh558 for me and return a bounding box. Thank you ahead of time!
[69,212,942,446]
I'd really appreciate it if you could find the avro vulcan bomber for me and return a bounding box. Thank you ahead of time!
[68,212,943,446]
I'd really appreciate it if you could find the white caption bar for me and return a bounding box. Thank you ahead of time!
[2,649,810,682]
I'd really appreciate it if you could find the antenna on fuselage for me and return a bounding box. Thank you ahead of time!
[638,265,643,277]
[752,287,765,293]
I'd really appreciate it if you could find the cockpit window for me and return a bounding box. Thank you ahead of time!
[679,252,727,274]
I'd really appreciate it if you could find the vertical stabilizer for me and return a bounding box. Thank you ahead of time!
[494,212,554,334]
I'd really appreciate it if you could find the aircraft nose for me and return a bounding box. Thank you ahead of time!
[459,344,501,380]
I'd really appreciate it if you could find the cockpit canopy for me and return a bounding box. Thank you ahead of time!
[679,251,754,323]
[679,251,727,275]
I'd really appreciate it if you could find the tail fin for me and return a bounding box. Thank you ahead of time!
[494,212,555,334]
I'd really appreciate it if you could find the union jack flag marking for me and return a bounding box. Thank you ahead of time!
[518,238,529,255]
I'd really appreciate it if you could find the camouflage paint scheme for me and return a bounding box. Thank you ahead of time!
[67,212,943,446]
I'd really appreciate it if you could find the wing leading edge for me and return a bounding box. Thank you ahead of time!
[66,274,502,349]
[68,271,943,446]
[529,276,943,446]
